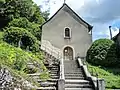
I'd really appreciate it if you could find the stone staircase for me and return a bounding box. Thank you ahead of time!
[36,51,60,90]
[28,48,95,90]
[37,63,59,90]
[27,51,60,90]
[64,60,94,90]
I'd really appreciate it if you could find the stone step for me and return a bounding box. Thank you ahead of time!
[64,64,77,66]
[65,84,93,88]
[50,69,59,72]
[52,63,59,66]
[65,80,91,84]
[65,88,93,90]
[64,67,81,69]
[65,72,83,74]
[28,73,60,79]
[50,71,59,74]
[40,82,56,87]
[38,79,58,83]
[45,63,59,66]
[65,77,85,80]
[64,63,78,65]
[64,60,77,63]
[64,71,83,74]
[64,64,78,66]
[67,68,81,70]
[64,65,78,67]
[46,66,59,68]
[37,86,56,90]
[64,68,82,70]
[65,73,83,75]
[50,72,58,74]
[64,68,81,70]
[50,76,59,79]
[64,69,82,72]
[65,74,84,77]
[48,68,59,70]
[64,62,77,64]
[50,74,58,76]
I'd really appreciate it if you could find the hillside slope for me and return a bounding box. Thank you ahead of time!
[88,64,120,89]
[0,41,49,89]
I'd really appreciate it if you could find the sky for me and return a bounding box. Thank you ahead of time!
[33,0,120,40]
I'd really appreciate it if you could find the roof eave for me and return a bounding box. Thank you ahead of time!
[88,25,93,32]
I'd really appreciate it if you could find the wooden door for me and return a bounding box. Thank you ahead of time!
[63,47,73,60]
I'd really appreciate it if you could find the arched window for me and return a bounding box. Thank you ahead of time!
[64,27,71,39]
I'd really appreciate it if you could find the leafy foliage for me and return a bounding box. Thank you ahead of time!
[86,39,120,67]
[4,27,40,52]
[8,17,42,40]
[30,4,45,24]
[41,10,50,21]
[0,0,44,29]
[0,31,4,41]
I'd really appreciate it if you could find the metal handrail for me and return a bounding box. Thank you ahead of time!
[41,44,62,59]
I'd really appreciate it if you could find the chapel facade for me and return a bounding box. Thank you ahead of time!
[41,3,93,60]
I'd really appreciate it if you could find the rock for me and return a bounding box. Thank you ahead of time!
[0,68,13,87]
[0,67,36,90]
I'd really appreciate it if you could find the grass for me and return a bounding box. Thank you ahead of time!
[87,64,120,89]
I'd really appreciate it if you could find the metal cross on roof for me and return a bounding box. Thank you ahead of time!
[64,0,66,3]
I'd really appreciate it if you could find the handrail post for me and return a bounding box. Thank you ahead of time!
[58,58,65,90]
[61,58,65,79]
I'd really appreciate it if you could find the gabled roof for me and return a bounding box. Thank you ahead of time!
[40,3,93,31]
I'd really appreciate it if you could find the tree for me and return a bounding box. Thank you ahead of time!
[8,17,42,40]
[41,10,50,21]
[4,27,40,52]
[86,39,120,67]
[30,4,45,24]
[0,0,45,29]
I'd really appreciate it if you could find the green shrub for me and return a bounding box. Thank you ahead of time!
[4,26,40,52]
[86,39,119,67]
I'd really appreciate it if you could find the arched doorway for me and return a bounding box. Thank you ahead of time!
[63,47,73,60]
